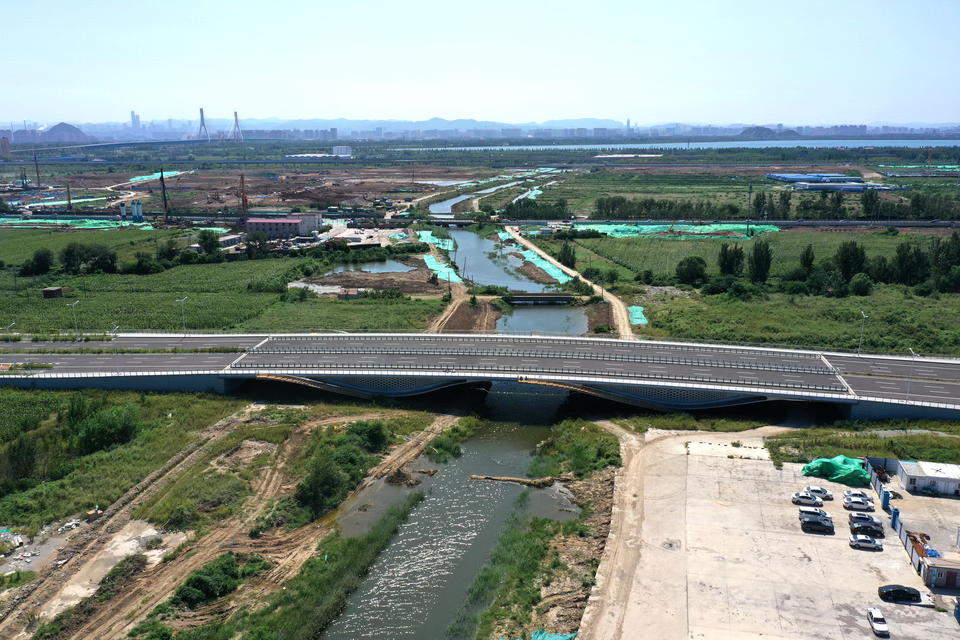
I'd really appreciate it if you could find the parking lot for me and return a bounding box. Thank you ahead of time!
[623,429,957,640]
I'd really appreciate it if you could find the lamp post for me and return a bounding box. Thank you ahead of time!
[176,296,188,333]
[2,322,14,331]
[66,300,80,335]
[857,310,869,355]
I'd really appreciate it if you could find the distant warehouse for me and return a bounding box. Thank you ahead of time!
[246,215,323,239]
[767,173,863,183]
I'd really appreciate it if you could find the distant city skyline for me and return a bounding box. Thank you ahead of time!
[2,0,958,125]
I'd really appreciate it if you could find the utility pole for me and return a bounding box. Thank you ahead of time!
[66,183,72,211]
[857,310,869,355]
[239,174,249,229]
[159,168,170,224]
[33,153,41,189]
[176,296,189,333]
[67,300,80,335]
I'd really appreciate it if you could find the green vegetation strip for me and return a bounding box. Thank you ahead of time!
[136,493,424,640]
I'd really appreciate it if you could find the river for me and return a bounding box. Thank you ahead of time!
[322,384,577,640]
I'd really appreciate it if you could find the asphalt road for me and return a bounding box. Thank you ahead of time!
[3,334,959,407]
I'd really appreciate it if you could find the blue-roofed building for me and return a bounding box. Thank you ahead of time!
[766,173,863,183]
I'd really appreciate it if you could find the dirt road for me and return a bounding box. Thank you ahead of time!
[503,226,634,339]
[577,425,790,640]
[57,412,458,639]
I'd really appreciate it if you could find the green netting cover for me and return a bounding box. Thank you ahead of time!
[499,631,576,640]
[801,455,870,487]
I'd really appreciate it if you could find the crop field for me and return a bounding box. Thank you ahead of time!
[238,296,446,332]
[647,285,960,354]
[0,228,187,264]
[553,229,929,280]
[536,171,781,214]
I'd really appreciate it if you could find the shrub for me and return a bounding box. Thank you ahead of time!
[675,256,707,285]
[849,272,873,296]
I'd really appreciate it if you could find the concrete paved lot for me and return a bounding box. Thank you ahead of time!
[626,431,956,640]
[887,476,960,553]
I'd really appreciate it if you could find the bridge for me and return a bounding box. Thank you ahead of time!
[1,333,959,419]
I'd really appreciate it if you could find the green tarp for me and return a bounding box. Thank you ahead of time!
[500,631,576,640]
[801,455,870,487]
[422,254,462,283]
[519,249,572,283]
[628,305,648,325]
[572,223,780,239]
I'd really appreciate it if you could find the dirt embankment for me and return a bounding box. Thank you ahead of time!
[438,300,502,333]
[307,256,446,295]
[585,302,613,333]
[489,468,616,640]
[506,253,557,284]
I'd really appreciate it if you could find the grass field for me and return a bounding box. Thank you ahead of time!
[648,285,960,354]
[0,228,187,264]
[564,229,927,280]
[0,257,445,332]
[0,390,245,532]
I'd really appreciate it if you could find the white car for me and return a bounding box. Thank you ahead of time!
[792,492,823,507]
[844,497,875,511]
[849,512,881,526]
[849,534,883,551]
[798,507,831,520]
[804,485,834,500]
[867,607,889,636]
[843,489,871,500]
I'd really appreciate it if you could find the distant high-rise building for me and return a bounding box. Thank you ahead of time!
[130,110,141,130]
[0,137,9,154]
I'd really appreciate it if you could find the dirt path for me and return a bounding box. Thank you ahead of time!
[577,425,792,640]
[0,403,265,638]
[60,413,459,640]
[427,281,469,332]
[503,226,634,339]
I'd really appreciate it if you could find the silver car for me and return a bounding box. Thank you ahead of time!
[792,492,823,507]
[849,534,883,551]
[798,507,831,520]
[804,485,834,500]
[849,512,881,526]
[843,489,871,500]
[844,497,875,511]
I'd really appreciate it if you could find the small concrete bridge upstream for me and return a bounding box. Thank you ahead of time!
[1,333,959,419]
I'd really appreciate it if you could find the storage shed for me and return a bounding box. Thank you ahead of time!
[896,460,960,496]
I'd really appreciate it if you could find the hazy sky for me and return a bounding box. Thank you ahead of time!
[4,0,959,125]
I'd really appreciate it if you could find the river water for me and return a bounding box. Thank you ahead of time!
[447,229,550,293]
[322,384,577,640]
[403,138,960,152]
[325,259,414,274]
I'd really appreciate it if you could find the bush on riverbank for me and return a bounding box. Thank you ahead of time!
[528,419,620,478]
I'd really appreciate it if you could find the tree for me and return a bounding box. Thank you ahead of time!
[778,191,792,217]
[156,237,178,262]
[557,242,576,269]
[861,189,881,219]
[245,231,269,259]
[893,242,930,285]
[196,230,220,255]
[296,453,349,517]
[605,269,619,284]
[799,244,815,276]
[469,294,478,307]
[675,256,707,285]
[717,243,744,276]
[830,191,844,215]
[834,240,866,281]
[748,241,772,283]
[18,248,54,276]
[849,273,873,296]
[752,192,766,217]
[59,243,117,274]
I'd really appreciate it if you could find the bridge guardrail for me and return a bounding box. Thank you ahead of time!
[230,360,847,393]
[246,347,832,375]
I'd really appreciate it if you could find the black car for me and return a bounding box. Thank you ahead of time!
[878,585,921,603]
[800,517,835,534]
[851,523,885,538]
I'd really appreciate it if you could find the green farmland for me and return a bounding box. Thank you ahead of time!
[0,228,188,265]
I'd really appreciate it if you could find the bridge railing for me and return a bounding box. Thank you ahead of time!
[230,360,847,393]
[244,347,832,375]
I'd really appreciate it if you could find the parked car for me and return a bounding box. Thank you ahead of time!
[844,497,875,511]
[849,513,882,526]
[798,507,831,520]
[878,584,921,603]
[849,534,883,551]
[844,489,871,500]
[800,516,834,534]
[804,485,834,500]
[852,524,885,539]
[792,492,824,507]
[867,607,890,636]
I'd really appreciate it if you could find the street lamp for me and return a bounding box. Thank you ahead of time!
[2,322,14,331]
[857,310,869,355]
[175,297,188,333]
[66,300,80,335]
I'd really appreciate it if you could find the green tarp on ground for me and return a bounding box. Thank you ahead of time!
[499,631,576,640]
[422,254,462,283]
[628,305,648,325]
[572,223,780,239]
[801,455,870,487]
[416,230,455,251]
[519,249,572,283]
